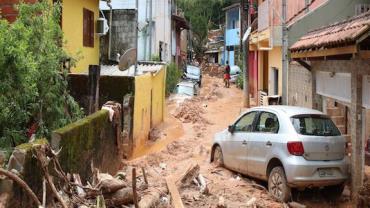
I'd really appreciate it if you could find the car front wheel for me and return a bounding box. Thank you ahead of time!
[268,166,291,202]
[212,146,224,167]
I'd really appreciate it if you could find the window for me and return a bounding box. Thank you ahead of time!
[256,112,279,133]
[83,8,94,47]
[234,112,257,132]
[291,115,341,136]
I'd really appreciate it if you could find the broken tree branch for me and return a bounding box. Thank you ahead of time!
[35,146,68,208]
[0,168,41,206]
[132,168,139,208]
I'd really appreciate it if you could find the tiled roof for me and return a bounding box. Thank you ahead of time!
[290,11,370,52]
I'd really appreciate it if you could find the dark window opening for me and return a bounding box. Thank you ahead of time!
[83,8,94,47]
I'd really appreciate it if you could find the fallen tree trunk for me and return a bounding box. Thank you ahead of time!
[0,168,41,207]
[104,187,133,207]
[138,187,168,208]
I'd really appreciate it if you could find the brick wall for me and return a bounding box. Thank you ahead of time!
[288,61,313,108]
[0,0,36,22]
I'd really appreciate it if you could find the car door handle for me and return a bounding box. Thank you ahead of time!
[266,141,272,146]
[242,140,248,145]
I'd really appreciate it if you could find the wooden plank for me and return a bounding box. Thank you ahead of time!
[291,45,358,59]
[165,176,184,208]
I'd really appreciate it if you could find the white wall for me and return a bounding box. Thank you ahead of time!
[316,71,351,103]
[100,0,172,62]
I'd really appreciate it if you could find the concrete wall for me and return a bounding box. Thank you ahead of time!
[288,62,313,108]
[100,9,136,64]
[62,0,100,73]
[52,110,121,180]
[132,67,166,156]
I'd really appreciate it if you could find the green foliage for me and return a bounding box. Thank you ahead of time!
[166,63,182,96]
[151,54,161,62]
[0,2,82,149]
[177,0,237,61]
[235,57,244,89]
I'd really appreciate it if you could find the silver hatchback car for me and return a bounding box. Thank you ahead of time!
[210,106,349,202]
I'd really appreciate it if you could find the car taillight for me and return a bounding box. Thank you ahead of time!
[287,141,304,156]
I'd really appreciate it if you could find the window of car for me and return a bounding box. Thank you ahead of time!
[256,112,279,133]
[234,112,257,132]
[291,114,341,136]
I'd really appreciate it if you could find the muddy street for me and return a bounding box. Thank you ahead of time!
[124,75,352,208]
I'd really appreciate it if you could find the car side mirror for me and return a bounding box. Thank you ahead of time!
[228,125,235,134]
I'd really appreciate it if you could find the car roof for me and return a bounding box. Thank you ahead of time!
[250,105,324,117]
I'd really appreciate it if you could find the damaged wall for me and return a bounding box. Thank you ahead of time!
[51,110,121,181]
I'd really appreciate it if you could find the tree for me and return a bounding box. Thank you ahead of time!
[177,0,237,62]
[0,2,82,149]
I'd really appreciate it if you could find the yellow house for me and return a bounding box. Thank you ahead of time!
[60,0,100,73]
[0,0,101,73]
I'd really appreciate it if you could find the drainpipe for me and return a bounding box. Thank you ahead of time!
[242,27,252,108]
[148,0,152,60]
[107,0,113,61]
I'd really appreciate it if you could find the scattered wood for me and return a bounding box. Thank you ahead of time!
[142,167,148,185]
[35,146,68,208]
[177,163,200,186]
[132,168,139,208]
[97,173,127,194]
[288,202,307,208]
[166,176,185,208]
[197,174,209,194]
[42,177,46,207]
[0,168,41,207]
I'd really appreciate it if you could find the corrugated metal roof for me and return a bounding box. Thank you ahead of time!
[290,11,370,52]
[100,64,163,77]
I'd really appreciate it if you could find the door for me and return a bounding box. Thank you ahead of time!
[247,111,280,178]
[224,111,257,173]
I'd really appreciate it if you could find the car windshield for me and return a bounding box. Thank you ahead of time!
[176,85,194,96]
[186,66,200,76]
[291,114,341,136]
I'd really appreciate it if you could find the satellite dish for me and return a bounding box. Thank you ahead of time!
[119,48,137,71]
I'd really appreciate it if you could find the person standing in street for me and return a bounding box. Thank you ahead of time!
[224,61,231,88]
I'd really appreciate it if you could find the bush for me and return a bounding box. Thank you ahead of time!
[151,54,161,62]
[0,2,82,148]
[166,63,182,96]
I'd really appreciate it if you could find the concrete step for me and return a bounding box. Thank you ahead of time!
[327,108,343,117]
[331,116,345,126]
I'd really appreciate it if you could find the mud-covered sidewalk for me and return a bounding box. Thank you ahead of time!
[126,75,354,208]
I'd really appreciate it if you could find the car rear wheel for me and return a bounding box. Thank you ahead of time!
[268,166,291,202]
[323,183,345,200]
[212,146,224,167]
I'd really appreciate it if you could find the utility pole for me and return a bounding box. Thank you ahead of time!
[282,0,288,104]
[134,0,139,75]
[241,0,250,108]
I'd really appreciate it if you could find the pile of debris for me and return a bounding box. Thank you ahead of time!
[0,144,157,208]
[200,81,222,101]
[358,180,370,207]
[173,98,210,125]
[201,63,224,77]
